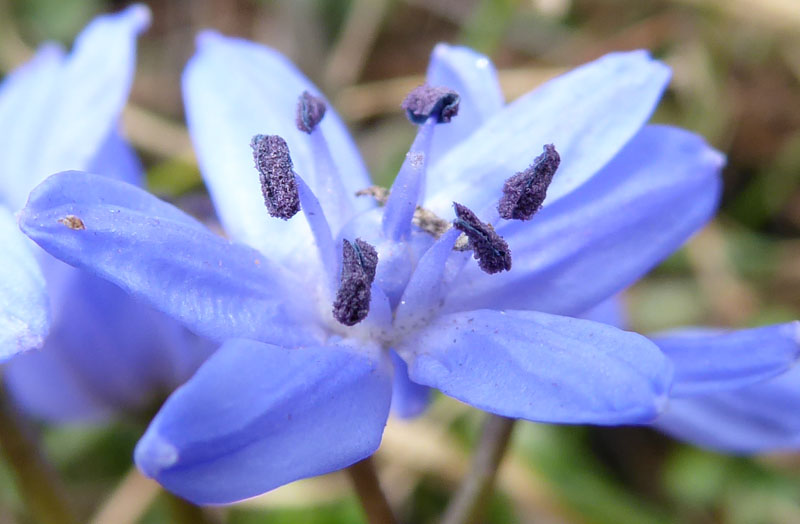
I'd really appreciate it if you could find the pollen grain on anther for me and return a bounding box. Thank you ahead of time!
[452,203,511,274]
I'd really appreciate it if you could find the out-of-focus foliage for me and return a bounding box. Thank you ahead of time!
[1,0,799,522]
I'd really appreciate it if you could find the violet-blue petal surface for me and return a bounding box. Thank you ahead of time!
[390,350,431,419]
[445,125,723,316]
[6,264,216,421]
[395,309,672,424]
[425,43,503,164]
[183,31,370,262]
[19,171,322,346]
[0,5,149,210]
[655,366,800,453]
[0,208,49,360]
[88,128,144,186]
[135,339,393,504]
[652,323,800,397]
[425,50,671,217]
[578,296,626,328]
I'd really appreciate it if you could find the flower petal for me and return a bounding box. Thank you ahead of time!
[655,367,800,453]
[0,5,149,210]
[182,31,371,261]
[135,339,393,504]
[395,309,672,424]
[88,128,144,186]
[390,350,431,419]
[424,50,671,217]
[425,43,504,164]
[0,208,49,361]
[6,261,216,421]
[445,125,724,315]
[652,323,800,397]
[19,171,323,346]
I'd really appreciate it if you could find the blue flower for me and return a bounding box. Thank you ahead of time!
[19,35,724,503]
[583,299,800,453]
[0,5,213,420]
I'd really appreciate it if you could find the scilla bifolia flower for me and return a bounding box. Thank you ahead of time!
[20,36,724,503]
[1,6,212,420]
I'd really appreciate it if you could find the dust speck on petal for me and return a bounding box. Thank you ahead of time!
[58,215,85,230]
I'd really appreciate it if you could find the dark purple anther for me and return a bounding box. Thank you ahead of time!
[498,144,560,221]
[251,134,300,220]
[401,84,460,124]
[452,203,512,274]
[333,238,379,326]
[296,91,327,134]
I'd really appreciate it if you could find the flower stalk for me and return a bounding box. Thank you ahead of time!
[441,414,516,524]
[0,383,77,524]
[346,456,398,524]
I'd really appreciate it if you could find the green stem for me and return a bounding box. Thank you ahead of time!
[441,414,517,524]
[0,384,77,524]
[346,456,398,524]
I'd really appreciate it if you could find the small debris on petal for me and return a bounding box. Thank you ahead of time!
[58,215,85,230]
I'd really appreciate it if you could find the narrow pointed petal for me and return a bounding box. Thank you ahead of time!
[655,367,800,453]
[390,351,431,419]
[395,309,672,424]
[425,50,671,217]
[395,228,459,330]
[0,208,49,360]
[425,43,503,163]
[382,118,436,240]
[183,32,370,260]
[0,45,63,207]
[652,323,800,397]
[19,171,322,346]
[135,339,393,504]
[445,125,724,315]
[0,5,149,209]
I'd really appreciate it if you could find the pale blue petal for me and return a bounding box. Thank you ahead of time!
[444,125,724,315]
[424,50,671,217]
[0,5,149,210]
[183,31,371,262]
[135,339,393,504]
[19,171,323,346]
[0,45,64,207]
[395,309,672,424]
[425,43,504,164]
[0,208,49,360]
[652,323,800,397]
[390,351,431,419]
[655,366,800,453]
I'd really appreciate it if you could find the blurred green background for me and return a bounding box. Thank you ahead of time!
[1,0,799,522]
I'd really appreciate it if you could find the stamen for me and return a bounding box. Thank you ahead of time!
[333,238,379,326]
[498,144,560,220]
[251,134,300,220]
[401,84,460,124]
[296,91,327,134]
[452,202,511,274]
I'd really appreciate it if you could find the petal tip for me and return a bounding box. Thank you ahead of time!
[123,3,152,32]
[135,431,179,478]
[195,30,225,51]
